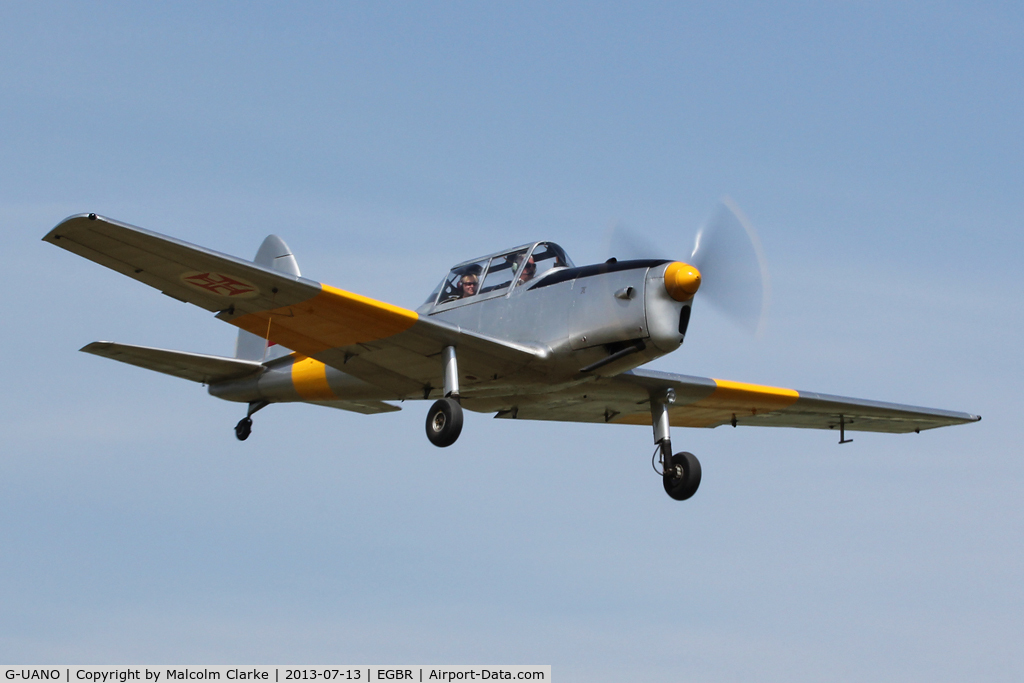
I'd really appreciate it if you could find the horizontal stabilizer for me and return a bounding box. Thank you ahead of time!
[81,341,263,384]
[312,399,402,415]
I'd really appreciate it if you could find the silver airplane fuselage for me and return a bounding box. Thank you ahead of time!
[210,246,694,411]
[424,258,688,374]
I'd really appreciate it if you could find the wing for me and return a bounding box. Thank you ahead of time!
[46,214,545,398]
[492,367,980,434]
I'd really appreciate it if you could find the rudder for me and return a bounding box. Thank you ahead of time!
[235,235,300,362]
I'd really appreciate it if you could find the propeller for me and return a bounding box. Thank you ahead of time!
[689,198,770,335]
[606,197,770,336]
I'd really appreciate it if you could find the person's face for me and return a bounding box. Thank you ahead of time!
[520,258,536,281]
[460,276,477,294]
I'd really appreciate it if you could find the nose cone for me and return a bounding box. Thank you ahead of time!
[664,262,702,301]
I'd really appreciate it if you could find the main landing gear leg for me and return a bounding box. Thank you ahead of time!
[235,399,268,441]
[425,346,464,447]
[651,392,701,501]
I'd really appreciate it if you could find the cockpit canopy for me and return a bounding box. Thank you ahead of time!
[428,242,574,307]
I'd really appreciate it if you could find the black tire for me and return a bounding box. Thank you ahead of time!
[235,417,253,441]
[425,397,464,447]
[663,451,701,501]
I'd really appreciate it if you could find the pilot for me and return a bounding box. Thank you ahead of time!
[457,271,479,298]
[515,256,537,284]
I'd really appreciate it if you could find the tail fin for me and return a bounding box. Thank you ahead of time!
[235,235,300,362]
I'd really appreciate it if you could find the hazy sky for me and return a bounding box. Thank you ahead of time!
[2,3,1021,681]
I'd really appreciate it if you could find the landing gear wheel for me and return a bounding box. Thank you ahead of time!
[425,397,463,447]
[235,417,253,441]
[663,451,701,501]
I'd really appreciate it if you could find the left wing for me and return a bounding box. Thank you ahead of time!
[45,214,547,398]
[492,367,980,434]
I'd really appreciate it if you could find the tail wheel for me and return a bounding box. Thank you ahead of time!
[235,417,253,441]
[425,397,464,447]
[663,451,701,501]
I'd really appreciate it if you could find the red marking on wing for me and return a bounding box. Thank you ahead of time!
[182,272,257,297]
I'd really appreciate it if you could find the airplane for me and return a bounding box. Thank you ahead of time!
[43,208,980,501]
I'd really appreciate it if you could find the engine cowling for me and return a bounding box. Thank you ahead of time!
[645,261,699,353]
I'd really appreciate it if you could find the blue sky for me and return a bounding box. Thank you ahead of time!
[2,2,1021,680]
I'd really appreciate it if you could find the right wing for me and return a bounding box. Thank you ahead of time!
[493,367,980,434]
[46,214,547,398]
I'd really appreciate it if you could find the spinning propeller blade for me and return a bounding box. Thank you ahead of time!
[690,198,770,336]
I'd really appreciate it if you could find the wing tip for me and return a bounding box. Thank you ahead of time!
[43,212,105,242]
[80,340,114,353]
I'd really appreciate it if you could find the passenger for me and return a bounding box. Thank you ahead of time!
[457,272,479,298]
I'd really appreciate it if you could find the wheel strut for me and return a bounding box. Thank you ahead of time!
[442,345,460,400]
[650,390,701,500]
[651,392,674,473]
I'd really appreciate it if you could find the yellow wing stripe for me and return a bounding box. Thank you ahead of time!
[670,379,799,427]
[706,379,799,407]
[229,283,420,356]
[615,379,799,428]
[291,355,336,401]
